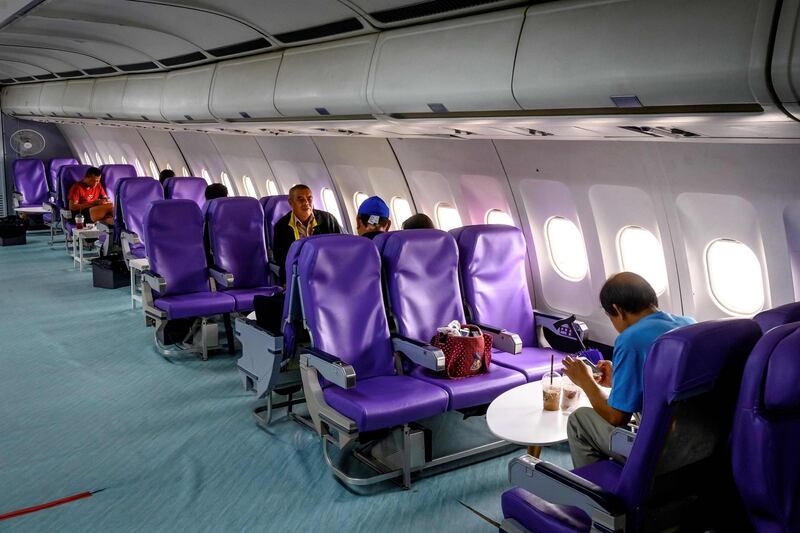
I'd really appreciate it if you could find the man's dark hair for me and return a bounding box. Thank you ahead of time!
[358,214,389,228]
[402,213,435,230]
[599,272,658,316]
[86,167,101,177]
[158,169,175,184]
[205,183,228,201]
[288,184,311,198]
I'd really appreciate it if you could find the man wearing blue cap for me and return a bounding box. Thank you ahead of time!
[357,196,392,239]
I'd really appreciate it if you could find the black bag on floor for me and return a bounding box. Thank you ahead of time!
[91,252,130,289]
[0,215,28,246]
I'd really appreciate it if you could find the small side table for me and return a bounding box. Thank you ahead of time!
[128,257,150,309]
[72,226,101,271]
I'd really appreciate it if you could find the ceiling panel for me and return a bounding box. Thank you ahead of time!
[0,31,152,65]
[0,45,102,71]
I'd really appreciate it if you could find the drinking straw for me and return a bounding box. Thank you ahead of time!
[550,354,554,385]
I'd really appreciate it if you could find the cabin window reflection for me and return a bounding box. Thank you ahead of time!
[149,161,159,179]
[106,155,115,165]
[391,197,413,228]
[134,159,144,176]
[182,166,189,177]
[266,179,279,196]
[95,152,102,166]
[83,151,91,165]
[321,187,343,226]
[486,209,513,226]
[545,216,588,282]
[221,172,234,195]
[617,226,668,295]
[201,169,212,184]
[354,192,369,210]
[243,176,258,198]
[120,156,127,165]
[706,239,764,316]
[436,203,462,232]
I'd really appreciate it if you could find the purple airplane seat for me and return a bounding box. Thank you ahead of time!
[12,159,48,208]
[501,318,761,533]
[261,195,290,283]
[99,164,136,204]
[379,229,526,410]
[206,197,281,313]
[117,177,163,261]
[47,157,78,197]
[753,301,800,333]
[57,164,91,251]
[142,200,236,359]
[732,322,800,532]
[163,177,206,208]
[451,224,569,381]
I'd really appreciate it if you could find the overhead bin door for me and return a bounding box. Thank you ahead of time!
[367,9,524,114]
[61,79,95,118]
[274,34,377,117]
[1,84,42,116]
[210,53,282,121]
[38,81,68,117]
[161,65,215,123]
[772,0,800,119]
[514,0,770,111]
[120,73,167,122]
[91,77,127,120]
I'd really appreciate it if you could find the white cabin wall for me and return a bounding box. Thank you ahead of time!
[82,125,153,175]
[171,131,234,192]
[57,123,99,166]
[208,134,279,198]
[138,130,189,176]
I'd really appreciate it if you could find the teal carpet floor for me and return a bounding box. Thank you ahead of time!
[0,233,571,532]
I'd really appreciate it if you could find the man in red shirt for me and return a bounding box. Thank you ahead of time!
[68,167,112,224]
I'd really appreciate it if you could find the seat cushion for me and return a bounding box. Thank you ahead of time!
[129,243,146,259]
[493,346,564,382]
[222,286,283,313]
[571,460,623,492]
[501,487,591,533]
[323,375,449,432]
[154,291,236,320]
[410,364,525,410]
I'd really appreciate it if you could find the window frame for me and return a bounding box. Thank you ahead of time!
[616,225,669,296]
[435,202,463,232]
[485,208,514,226]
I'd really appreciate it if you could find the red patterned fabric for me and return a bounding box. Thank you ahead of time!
[431,324,492,379]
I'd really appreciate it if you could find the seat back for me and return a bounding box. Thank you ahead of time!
[163,177,206,207]
[100,164,137,203]
[143,199,210,296]
[48,158,78,193]
[262,195,290,254]
[617,319,761,512]
[297,234,396,380]
[753,302,800,333]
[733,322,800,532]
[452,225,535,346]
[12,159,48,206]
[206,197,270,289]
[58,165,91,210]
[117,178,164,242]
[380,229,465,341]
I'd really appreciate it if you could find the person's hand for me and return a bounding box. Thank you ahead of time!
[595,360,613,387]
[561,356,594,390]
[91,199,103,206]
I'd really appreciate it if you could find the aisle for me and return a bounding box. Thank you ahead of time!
[0,234,571,532]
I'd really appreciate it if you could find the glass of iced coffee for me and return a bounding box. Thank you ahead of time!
[561,379,581,411]
[541,371,561,411]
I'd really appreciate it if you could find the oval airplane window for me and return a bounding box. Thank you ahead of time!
[266,179,279,196]
[134,159,144,176]
[354,192,369,210]
[486,209,513,226]
[95,152,102,165]
[221,172,234,195]
[617,226,668,295]
[435,203,463,231]
[165,163,172,170]
[391,197,413,227]
[149,161,159,179]
[706,239,765,316]
[83,151,91,165]
[545,216,589,282]
[106,154,115,165]
[182,166,189,177]
[321,187,343,226]
[201,169,212,184]
[120,155,127,165]
[243,176,258,198]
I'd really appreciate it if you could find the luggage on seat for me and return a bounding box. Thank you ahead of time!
[0,215,28,246]
[91,252,130,289]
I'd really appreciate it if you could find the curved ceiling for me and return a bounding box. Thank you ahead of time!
[0,0,526,84]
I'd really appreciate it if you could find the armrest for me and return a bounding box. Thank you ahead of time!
[508,455,626,530]
[535,311,589,352]
[60,208,73,220]
[95,220,113,233]
[121,230,140,244]
[142,270,167,294]
[210,267,235,288]
[474,322,522,354]
[12,191,23,200]
[392,335,445,371]
[609,426,637,460]
[300,347,356,389]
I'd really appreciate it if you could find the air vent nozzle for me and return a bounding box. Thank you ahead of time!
[620,126,701,138]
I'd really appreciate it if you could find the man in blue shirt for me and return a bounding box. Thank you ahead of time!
[562,272,695,468]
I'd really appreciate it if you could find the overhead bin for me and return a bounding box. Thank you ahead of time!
[38,81,68,117]
[120,73,167,122]
[161,64,215,123]
[772,0,800,119]
[209,53,282,121]
[61,79,95,118]
[367,9,524,114]
[513,0,773,111]
[274,34,377,117]
[91,77,128,119]
[1,84,42,116]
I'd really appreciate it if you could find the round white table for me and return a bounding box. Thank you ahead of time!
[487,381,591,457]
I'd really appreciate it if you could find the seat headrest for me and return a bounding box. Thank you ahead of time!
[58,165,92,204]
[753,302,800,334]
[163,177,206,205]
[741,322,800,413]
[262,195,290,246]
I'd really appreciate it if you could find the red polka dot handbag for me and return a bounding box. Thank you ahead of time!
[431,324,493,379]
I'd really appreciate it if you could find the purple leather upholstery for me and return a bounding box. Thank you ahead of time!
[262,195,290,252]
[100,164,136,203]
[753,302,800,333]
[206,197,280,312]
[732,322,800,532]
[143,199,235,318]
[118,178,164,246]
[58,165,91,211]
[297,234,449,431]
[380,229,526,408]
[503,319,761,532]
[163,177,206,208]
[12,159,48,207]
[48,158,78,193]
[452,225,558,381]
